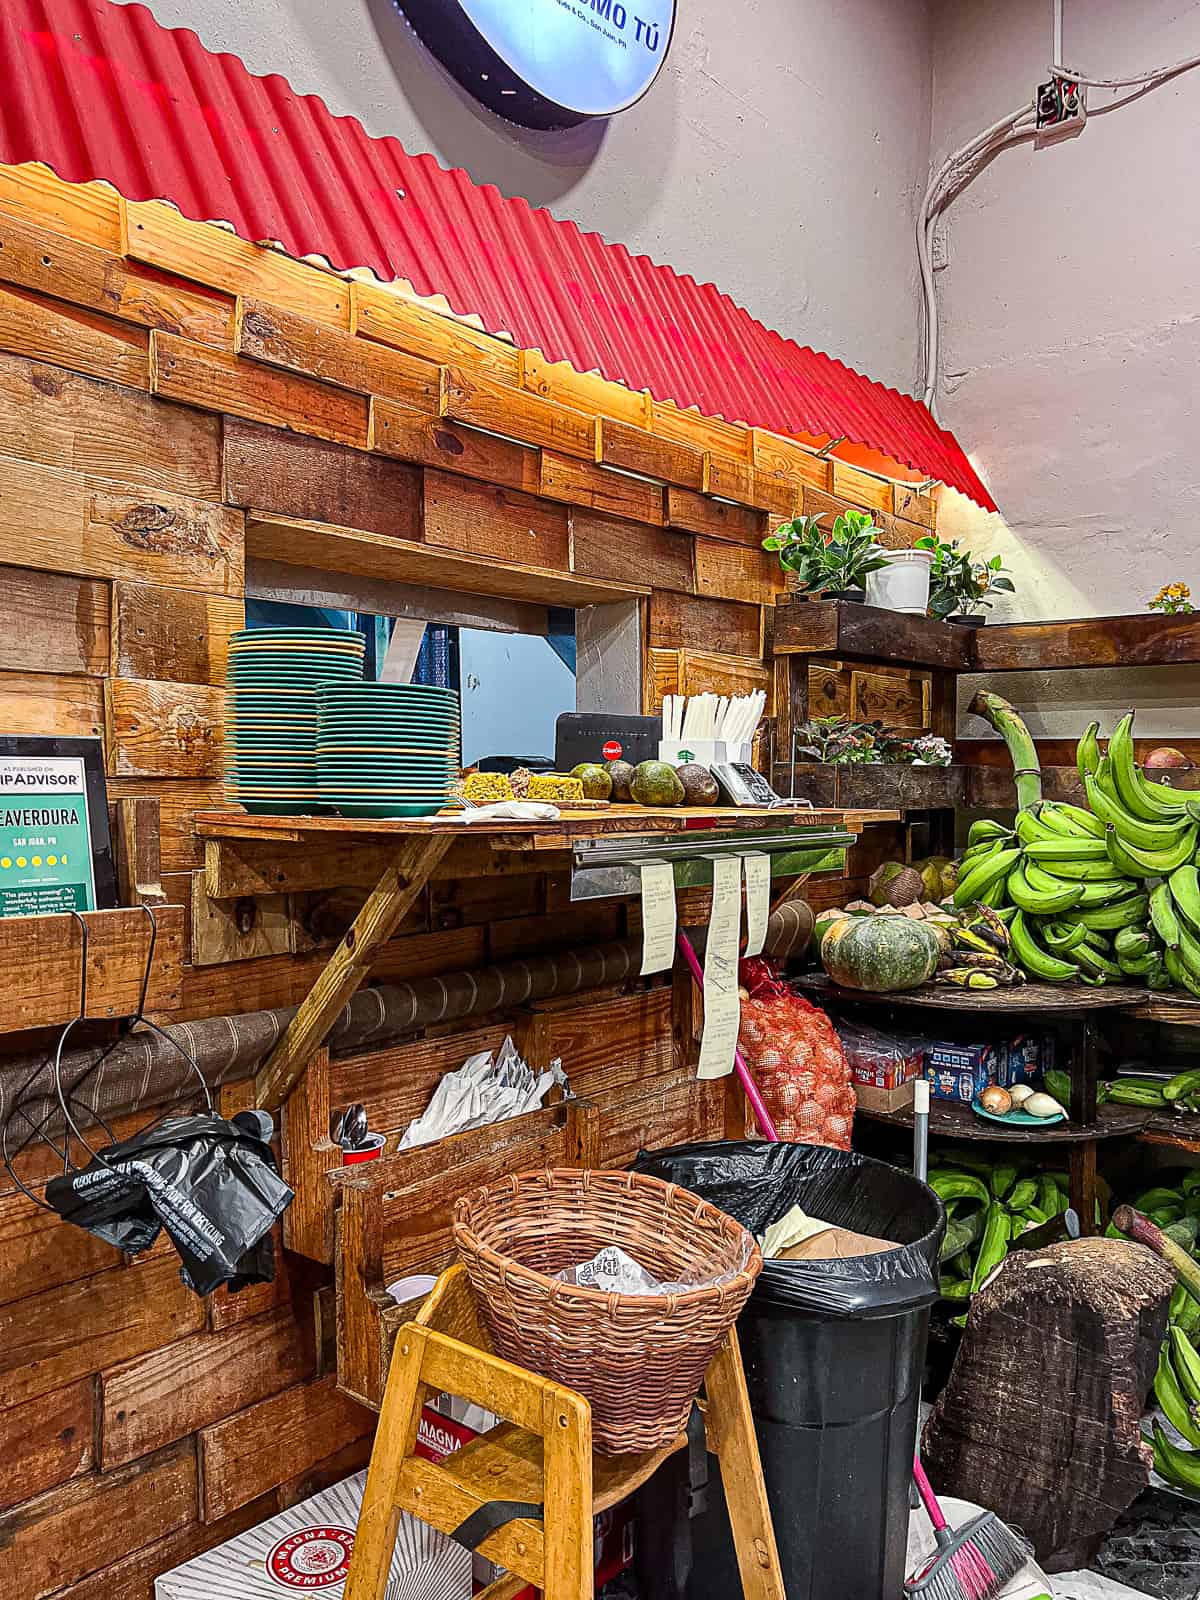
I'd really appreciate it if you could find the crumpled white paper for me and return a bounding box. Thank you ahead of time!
[398,1036,566,1150]
[554,1241,751,1296]
[446,800,561,823]
[759,1203,832,1259]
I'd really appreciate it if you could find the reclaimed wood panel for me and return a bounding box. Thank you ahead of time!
[0,283,149,391]
[704,451,758,506]
[693,536,782,603]
[207,1225,292,1330]
[649,590,762,657]
[89,485,243,595]
[0,669,104,739]
[0,165,124,252]
[428,868,541,931]
[236,297,443,410]
[570,509,693,593]
[223,417,420,543]
[522,350,650,427]
[127,200,350,325]
[442,366,595,459]
[665,485,765,545]
[44,1496,279,1600]
[831,458,892,514]
[100,1307,314,1468]
[595,416,704,489]
[0,1254,205,1409]
[0,210,235,345]
[540,451,665,525]
[0,1188,121,1307]
[107,778,224,871]
[152,333,369,449]
[198,1375,372,1522]
[644,647,772,712]
[488,901,624,960]
[0,1443,196,1598]
[105,678,223,777]
[650,400,751,460]
[750,428,831,492]
[599,1074,723,1168]
[0,566,109,676]
[0,904,182,1032]
[370,398,539,493]
[0,1378,94,1512]
[0,352,222,498]
[111,583,243,685]
[542,988,673,1099]
[423,469,569,569]
[892,480,936,526]
[352,282,522,384]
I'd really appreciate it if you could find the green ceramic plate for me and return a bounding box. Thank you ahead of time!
[234,801,328,816]
[231,627,366,643]
[327,802,447,818]
[315,713,460,727]
[315,682,456,695]
[318,787,453,797]
[971,1097,1067,1128]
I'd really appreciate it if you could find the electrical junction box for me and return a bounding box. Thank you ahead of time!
[1036,76,1087,147]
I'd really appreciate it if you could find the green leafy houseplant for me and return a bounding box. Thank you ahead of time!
[794,716,884,765]
[916,535,1015,621]
[764,510,890,598]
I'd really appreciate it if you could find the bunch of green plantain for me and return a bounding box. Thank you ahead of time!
[1128,1171,1200,1490]
[934,1157,1071,1308]
[957,701,1200,990]
[1100,1067,1200,1114]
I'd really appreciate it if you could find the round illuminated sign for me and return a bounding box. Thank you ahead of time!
[397,0,677,128]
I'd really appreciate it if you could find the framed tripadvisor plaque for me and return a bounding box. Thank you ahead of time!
[0,737,117,917]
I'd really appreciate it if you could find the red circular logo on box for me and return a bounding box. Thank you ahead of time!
[267,1525,356,1588]
[602,740,622,760]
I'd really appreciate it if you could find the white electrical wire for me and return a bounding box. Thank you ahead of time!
[918,0,1200,415]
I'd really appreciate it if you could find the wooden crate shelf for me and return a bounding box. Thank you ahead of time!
[973,612,1200,672]
[772,598,972,670]
[773,761,966,812]
[0,903,183,1032]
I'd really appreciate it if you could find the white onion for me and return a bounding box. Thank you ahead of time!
[1023,1091,1066,1119]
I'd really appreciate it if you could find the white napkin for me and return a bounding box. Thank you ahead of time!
[398,1036,566,1149]
[447,800,561,823]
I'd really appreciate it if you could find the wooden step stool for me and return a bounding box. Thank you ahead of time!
[345,1263,784,1600]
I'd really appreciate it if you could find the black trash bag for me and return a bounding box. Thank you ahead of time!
[45,1110,293,1296]
[633,1140,944,1319]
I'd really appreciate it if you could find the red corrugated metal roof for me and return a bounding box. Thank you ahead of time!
[0,0,995,508]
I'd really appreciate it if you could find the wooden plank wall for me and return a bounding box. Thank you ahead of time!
[0,164,933,1598]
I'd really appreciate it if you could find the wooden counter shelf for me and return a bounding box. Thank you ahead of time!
[195,805,897,1112]
[856,1098,1153,1145]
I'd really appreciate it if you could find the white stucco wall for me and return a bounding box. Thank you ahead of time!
[118,0,934,393]
[929,0,1200,622]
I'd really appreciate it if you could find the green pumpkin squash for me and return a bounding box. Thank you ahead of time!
[821,914,940,992]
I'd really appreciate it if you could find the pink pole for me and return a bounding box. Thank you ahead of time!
[675,930,780,1143]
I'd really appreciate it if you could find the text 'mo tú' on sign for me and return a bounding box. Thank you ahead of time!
[397,0,676,128]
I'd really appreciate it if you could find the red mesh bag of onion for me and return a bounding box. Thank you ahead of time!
[737,960,856,1149]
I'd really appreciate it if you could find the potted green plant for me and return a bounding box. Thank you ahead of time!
[763,509,889,602]
[916,535,1015,626]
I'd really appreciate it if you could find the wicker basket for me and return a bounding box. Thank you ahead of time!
[452,1168,762,1454]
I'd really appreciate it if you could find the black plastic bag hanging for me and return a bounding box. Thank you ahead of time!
[46,1109,293,1296]
[633,1140,944,1318]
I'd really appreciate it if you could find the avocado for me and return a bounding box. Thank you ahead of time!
[570,762,614,800]
[630,760,685,807]
[675,762,719,805]
[605,758,637,802]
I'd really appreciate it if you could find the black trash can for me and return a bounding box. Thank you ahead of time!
[632,1141,944,1600]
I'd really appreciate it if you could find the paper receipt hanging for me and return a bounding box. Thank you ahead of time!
[697,854,743,1080]
[639,860,677,975]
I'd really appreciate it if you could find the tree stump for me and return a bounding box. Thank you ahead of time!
[922,1238,1173,1573]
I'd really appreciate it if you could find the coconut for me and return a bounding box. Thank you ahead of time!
[605,759,637,802]
[868,861,925,908]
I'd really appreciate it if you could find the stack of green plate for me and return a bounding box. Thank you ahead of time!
[316,683,461,817]
[225,629,366,814]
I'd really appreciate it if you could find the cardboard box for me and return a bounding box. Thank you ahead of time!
[924,1041,998,1104]
[155,1458,471,1598]
[854,1078,918,1114]
[1001,1035,1043,1089]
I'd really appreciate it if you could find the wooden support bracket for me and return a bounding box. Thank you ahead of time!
[255,834,455,1109]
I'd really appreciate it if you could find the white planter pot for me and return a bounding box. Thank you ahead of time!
[864,549,933,615]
